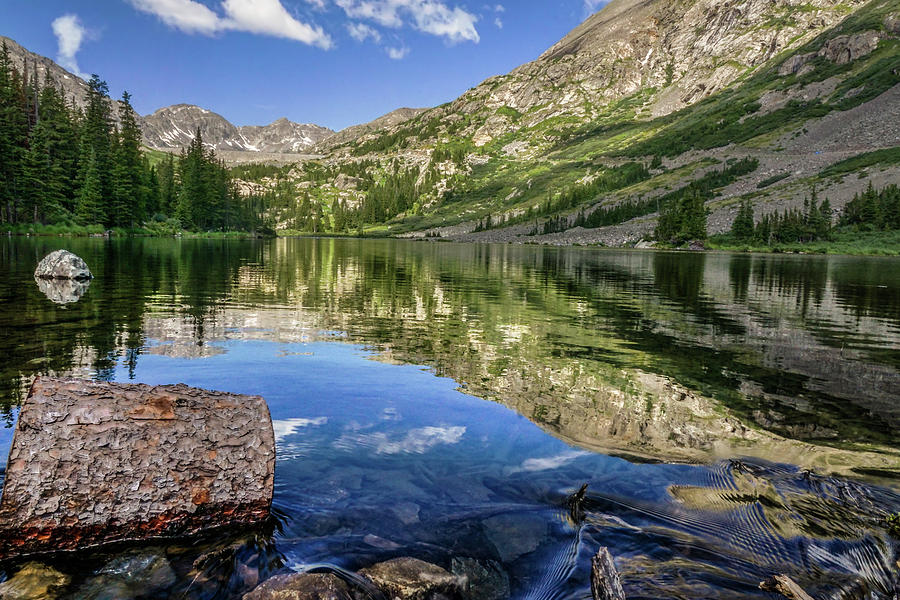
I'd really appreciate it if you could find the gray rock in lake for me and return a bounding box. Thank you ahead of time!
[74,550,176,600]
[34,276,91,304]
[358,557,463,600]
[450,558,510,600]
[34,249,92,280]
[242,573,352,600]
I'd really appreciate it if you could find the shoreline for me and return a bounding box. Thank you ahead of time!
[4,228,899,258]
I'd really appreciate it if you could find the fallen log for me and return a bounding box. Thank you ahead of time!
[0,377,275,559]
[759,575,816,600]
[591,547,626,600]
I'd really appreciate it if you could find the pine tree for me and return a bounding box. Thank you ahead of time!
[77,75,114,225]
[111,91,146,227]
[731,199,755,241]
[76,149,104,224]
[36,77,79,216]
[0,42,29,223]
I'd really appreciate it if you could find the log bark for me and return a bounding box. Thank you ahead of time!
[759,575,816,600]
[591,547,626,600]
[0,378,275,559]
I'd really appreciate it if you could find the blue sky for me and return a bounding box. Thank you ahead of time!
[2,0,608,131]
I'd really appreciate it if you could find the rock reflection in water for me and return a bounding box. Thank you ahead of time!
[33,276,90,305]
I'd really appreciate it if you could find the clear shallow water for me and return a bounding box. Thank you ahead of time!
[0,237,898,599]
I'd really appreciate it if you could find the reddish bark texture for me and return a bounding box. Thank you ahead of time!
[0,378,275,559]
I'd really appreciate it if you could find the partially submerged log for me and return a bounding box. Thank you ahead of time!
[0,378,275,559]
[759,575,816,600]
[591,547,626,600]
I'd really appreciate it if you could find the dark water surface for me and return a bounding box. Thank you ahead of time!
[0,237,898,599]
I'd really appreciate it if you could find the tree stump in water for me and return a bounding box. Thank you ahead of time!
[591,547,626,600]
[0,378,275,559]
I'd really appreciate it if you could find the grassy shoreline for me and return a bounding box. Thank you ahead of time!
[5,224,900,257]
[707,230,900,256]
[0,223,269,239]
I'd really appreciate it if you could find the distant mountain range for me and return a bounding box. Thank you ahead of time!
[0,35,339,154]
[140,104,334,153]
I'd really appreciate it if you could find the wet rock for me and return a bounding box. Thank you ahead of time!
[74,551,176,600]
[242,573,352,600]
[0,378,275,558]
[33,249,92,280]
[0,562,70,600]
[34,276,91,304]
[450,558,510,600]
[482,514,547,563]
[358,557,462,600]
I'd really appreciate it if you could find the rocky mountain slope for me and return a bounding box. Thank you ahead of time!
[142,104,333,153]
[315,107,427,152]
[0,35,124,119]
[257,0,899,243]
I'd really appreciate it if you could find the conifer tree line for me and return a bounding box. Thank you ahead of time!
[0,42,265,232]
[731,182,899,245]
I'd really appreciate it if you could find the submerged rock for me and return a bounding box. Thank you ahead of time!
[33,249,92,280]
[359,557,462,600]
[74,551,176,600]
[241,573,352,600]
[0,378,275,558]
[450,558,510,600]
[34,276,91,304]
[0,562,70,600]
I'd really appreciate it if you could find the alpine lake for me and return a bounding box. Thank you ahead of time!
[0,237,898,599]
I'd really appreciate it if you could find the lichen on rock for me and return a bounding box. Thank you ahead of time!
[33,249,92,280]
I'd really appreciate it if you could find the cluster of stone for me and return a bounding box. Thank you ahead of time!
[241,556,511,600]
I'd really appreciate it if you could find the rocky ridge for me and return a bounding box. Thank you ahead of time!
[1,37,334,155]
[141,104,334,153]
[281,0,899,244]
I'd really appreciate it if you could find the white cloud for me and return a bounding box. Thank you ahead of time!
[493,17,502,29]
[127,0,333,48]
[336,0,479,43]
[336,425,465,454]
[51,14,89,79]
[273,417,328,440]
[512,450,590,473]
[128,0,221,34]
[386,45,409,59]
[347,21,382,42]
[221,0,333,48]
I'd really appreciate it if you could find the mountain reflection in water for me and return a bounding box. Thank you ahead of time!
[0,238,898,599]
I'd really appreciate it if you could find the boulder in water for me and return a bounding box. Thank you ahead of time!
[358,557,462,600]
[34,250,92,280]
[242,573,352,600]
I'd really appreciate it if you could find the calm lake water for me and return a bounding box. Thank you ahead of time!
[0,237,898,599]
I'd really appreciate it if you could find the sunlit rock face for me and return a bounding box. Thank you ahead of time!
[33,250,92,281]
